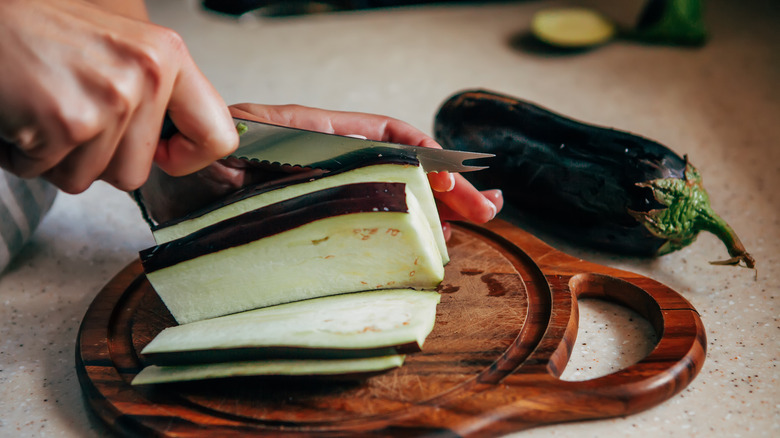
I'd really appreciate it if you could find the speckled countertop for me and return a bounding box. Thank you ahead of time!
[1,0,777,436]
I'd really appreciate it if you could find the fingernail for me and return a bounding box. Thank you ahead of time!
[488,189,503,201]
[485,197,497,221]
[445,172,456,191]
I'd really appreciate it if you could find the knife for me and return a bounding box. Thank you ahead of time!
[161,117,492,173]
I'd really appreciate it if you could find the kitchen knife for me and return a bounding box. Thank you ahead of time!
[161,117,493,173]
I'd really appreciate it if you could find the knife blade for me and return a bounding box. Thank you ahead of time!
[161,116,493,173]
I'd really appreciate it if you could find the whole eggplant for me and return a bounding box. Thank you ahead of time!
[434,89,754,268]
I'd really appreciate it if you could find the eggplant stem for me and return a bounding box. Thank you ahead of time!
[637,162,755,269]
[697,207,756,269]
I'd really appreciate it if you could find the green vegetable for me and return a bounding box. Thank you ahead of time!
[531,7,617,48]
[632,0,708,46]
[529,0,707,50]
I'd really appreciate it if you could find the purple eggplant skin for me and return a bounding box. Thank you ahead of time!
[434,89,754,268]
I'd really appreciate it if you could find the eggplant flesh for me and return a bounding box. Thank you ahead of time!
[131,355,406,385]
[142,182,444,324]
[435,89,753,268]
[140,289,440,366]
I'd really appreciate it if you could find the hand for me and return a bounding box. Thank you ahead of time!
[138,103,503,236]
[0,0,238,194]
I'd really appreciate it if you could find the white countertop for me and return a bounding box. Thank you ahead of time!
[1,0,777,436]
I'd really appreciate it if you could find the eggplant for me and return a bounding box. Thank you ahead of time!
[139,289,440,366]
[434,89,754,268]
[141,182,445,324]
[132,355,406,385]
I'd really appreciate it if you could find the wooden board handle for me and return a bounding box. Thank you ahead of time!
[433,221,706,436]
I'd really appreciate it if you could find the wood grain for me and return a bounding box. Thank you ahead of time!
[76,219,706,437]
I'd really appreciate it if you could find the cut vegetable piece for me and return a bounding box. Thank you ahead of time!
[131,355,405,385]
[151,155,449,265]
[141,182,444,324]
[140,289,440,366]
[531,7,616,48]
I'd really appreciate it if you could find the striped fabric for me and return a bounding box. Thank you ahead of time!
[0,170,58,273]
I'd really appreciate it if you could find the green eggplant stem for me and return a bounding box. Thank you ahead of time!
[631,160,755,269]
[696,207,755,268]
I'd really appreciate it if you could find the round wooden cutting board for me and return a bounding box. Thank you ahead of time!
[76,220,705,437]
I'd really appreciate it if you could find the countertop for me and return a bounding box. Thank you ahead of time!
[1,0,777,436]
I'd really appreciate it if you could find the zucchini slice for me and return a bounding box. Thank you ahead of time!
[531,7,616,48]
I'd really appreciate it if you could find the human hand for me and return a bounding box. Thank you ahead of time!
[137,103,503,235]
[0,0,238,194]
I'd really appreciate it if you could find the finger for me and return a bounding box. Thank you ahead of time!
[441,221,452,241]
[99,106,161,191]
[154,57,238,176]
[84,60,149,190]
[42,128,120,194]
[232,103,438,150]
[435,190,503,223]
[93,56,164,191]
[328,111,441,148]
[434,199,460,222]
[0,124,81,179]
[434,174,500,223]
[481,189,504,213]
[229,105,276,124]
[428,171,455,192]
[392,135,454,192]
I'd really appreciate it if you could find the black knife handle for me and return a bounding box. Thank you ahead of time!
[160,114,178,140]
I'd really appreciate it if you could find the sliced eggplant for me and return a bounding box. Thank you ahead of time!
[140,289,440,366]
[141,182,445,324]
[147,155,449,265]
[131,355,405,385]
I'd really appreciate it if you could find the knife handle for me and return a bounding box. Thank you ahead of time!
[159,114,177,140]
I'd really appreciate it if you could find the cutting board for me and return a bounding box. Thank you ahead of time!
[76,219,706,437]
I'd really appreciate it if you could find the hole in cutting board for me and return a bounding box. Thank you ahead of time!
[559,298,657,381]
